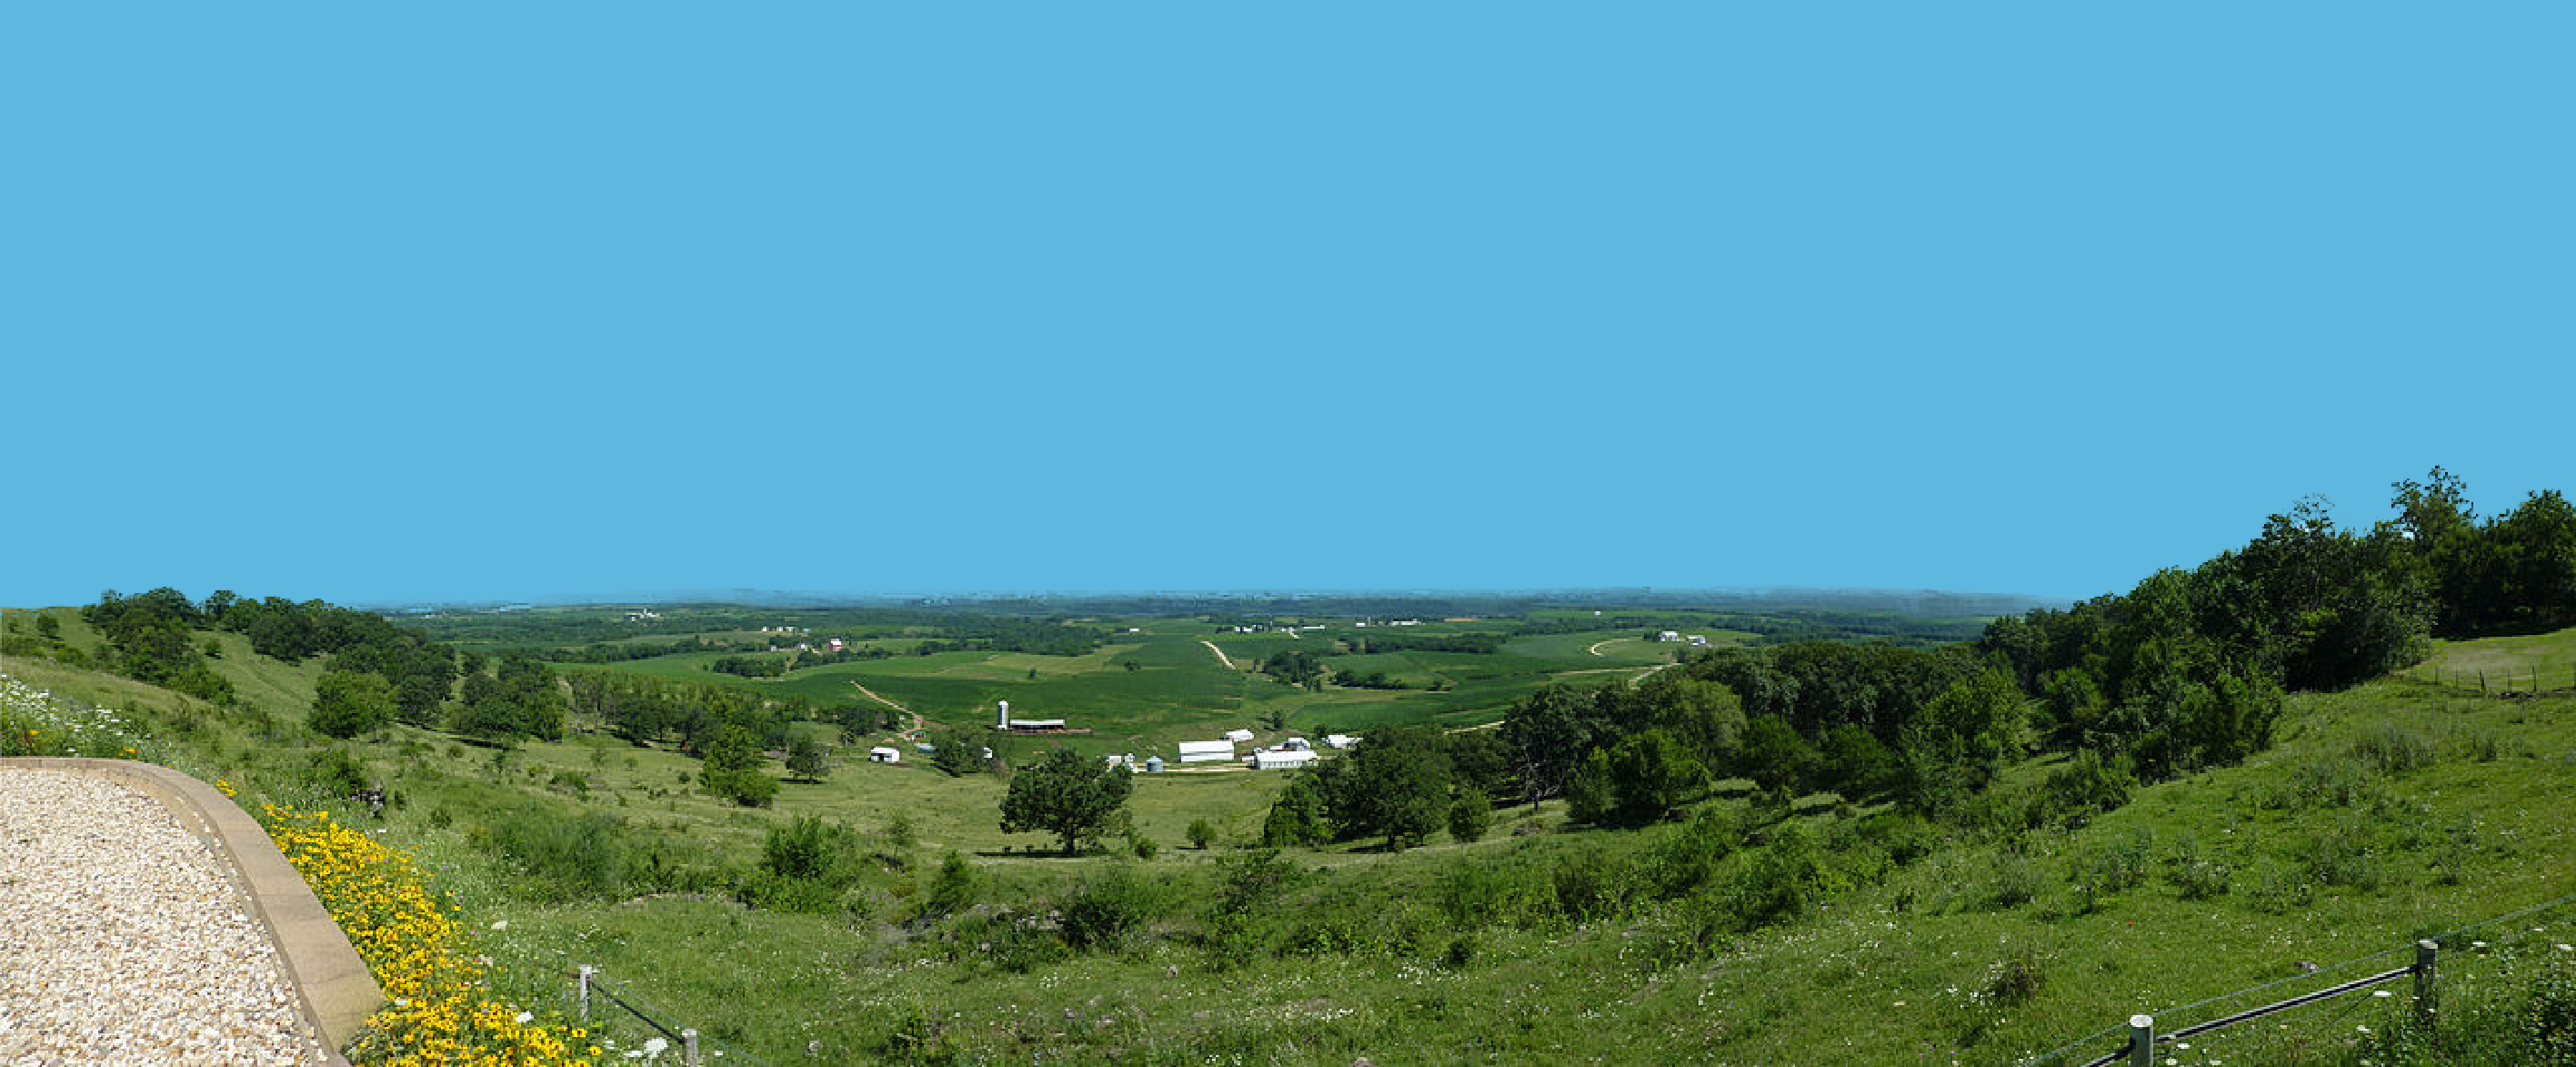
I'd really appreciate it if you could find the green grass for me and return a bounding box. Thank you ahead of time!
[18,613,2576,1065]
[2421,628,2576,692]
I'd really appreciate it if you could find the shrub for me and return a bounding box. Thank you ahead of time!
[2164,836,2231,900]
[917,851,979,920]
[1058,865,1168,951]
[704,768,777,807]
[1212,848,1304,917]
[1438,860,1535,930]
[1187,818,1217,850]
[762,815,859,883]
[1981,848,2040,911]
[2036,750,2133,827]
[2352,723,2436,774]
[488,806,628,901]
[304,748,372,798]
[2071,830,2153,911]
[1448,790,1493,843]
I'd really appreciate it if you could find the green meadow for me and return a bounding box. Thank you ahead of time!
[11,597,2576,1064]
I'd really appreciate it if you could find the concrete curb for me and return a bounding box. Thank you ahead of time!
[1,758,384,1063]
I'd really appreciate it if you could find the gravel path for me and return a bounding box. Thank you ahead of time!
[0,770,328,1065]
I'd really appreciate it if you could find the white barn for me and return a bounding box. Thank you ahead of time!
[1176,740,1236,763]
[868,747,901,763]
[1222,729,1257,743]
[1251,749,1318,770]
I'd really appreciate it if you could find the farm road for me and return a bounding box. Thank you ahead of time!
[848,681,931,734]
[1200,640,1238,670]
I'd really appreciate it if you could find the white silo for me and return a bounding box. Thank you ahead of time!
[997,700,1011,730]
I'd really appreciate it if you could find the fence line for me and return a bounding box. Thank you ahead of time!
[2025,886,2576,1067]
[567,964,771,1067]
[2412,662,2575,695]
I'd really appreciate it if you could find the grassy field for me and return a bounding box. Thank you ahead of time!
[20,601,2576,1064]
[2420,626,2576,691]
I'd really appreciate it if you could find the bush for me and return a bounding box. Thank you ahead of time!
[2164,835,2231,900]
[1212,849,1304,917]
[2036,750,2133,828]
[304,748,372,798]
[1438,860,1537,930]
[2070,830,2153,911]
[2352,723,2437,774]
[762,815,858,882]
[917,851,980,920]
[704,768,777,807]
[487,807,628,901]
[1448,790,1493,843]
[1058,865,1168,951]
[1187,818,1217,850]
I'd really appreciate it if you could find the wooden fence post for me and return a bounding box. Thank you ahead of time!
[2130,1014,2155,1067]
[684,1028,701,1067]
[2415,940,2439,1024]
[577,965,594,1022]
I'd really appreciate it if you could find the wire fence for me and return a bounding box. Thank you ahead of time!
[2022,887,2576,1066]
[2409,662,2576,696]
[569,965,772,1067]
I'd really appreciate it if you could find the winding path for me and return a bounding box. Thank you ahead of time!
[1200,640,1238,670]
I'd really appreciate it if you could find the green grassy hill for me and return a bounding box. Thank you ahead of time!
[9,605,2575,1064]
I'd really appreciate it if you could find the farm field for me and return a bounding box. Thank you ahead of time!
[541,614,1786,753]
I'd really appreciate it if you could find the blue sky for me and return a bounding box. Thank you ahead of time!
[5,5,2571,609]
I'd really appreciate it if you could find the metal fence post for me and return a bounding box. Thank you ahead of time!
[2130,1014,2154,1067]
[684,1028,701,1067]
[577,965,594,1022]
[2414,940,2439,1024]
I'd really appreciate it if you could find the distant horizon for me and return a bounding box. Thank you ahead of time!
[336,584,2076,616]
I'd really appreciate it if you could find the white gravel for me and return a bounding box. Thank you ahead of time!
[0,770,327,1065]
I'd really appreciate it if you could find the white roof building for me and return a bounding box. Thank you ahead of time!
[1177,740,1236,763]
[1251,749,1319,770]
[1325,734,1358,750]
[868,747,901,763]
[1222,729,1257,743]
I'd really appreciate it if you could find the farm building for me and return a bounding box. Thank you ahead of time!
[1281,737,1312,751]
[1325,734,1358,750]
[1176,740,1236,763]
[1223,729,1256,743]
[1250,749,1318,770]
[868,747,901,763]
[1145,755,1165,772]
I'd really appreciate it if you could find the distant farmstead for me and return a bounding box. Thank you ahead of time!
[867,747,901,764]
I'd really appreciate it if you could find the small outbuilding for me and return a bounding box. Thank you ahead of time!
[1325,734,1358,750]
[868,747,901,763]
[1223,729,1257,743]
